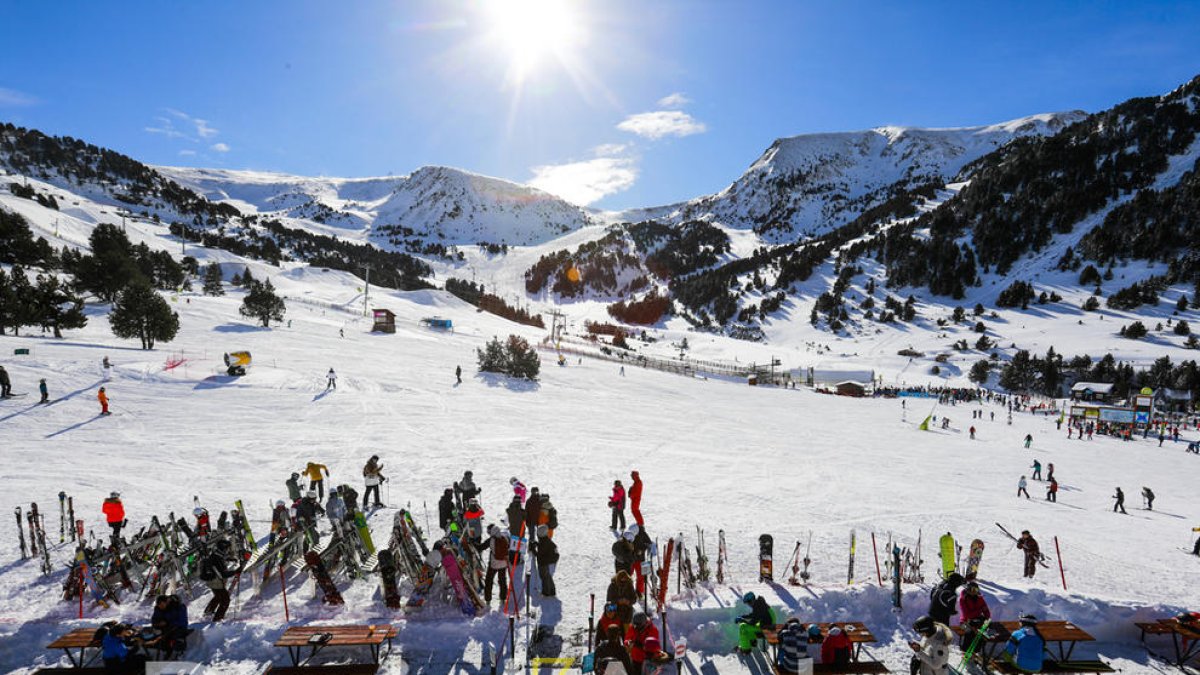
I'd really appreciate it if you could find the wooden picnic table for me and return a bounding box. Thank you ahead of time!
[46,625,175,669]
[1135,617,1200,666]
[764,621,878,662]
[274,624,397,668]
[952,620,1097,671]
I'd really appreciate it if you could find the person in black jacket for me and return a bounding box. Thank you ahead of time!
[200,540,236,622]
[438,488,456,531]
[532,524,559,596]
[927,572,964,625]
[594,624,634,675]
[611,531,636,574]
[506,496,526,564]
[630,524,652,593]
[525,488,542,547]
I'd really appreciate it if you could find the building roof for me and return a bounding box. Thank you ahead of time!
[1071,382,1115,394]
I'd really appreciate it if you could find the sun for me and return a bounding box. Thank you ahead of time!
[482,0,585,85]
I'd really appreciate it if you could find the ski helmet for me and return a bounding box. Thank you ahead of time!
[193,507,205,517]
[510,477,518,484]
[276,500,286,507]
[110,491,120,499]
[742,592,756,604]
[1019,613,1038,626]
[912,615,935,635]
[807,624,822,638]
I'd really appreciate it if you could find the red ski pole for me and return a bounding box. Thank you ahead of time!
[1054,536,1066,591]
[279,564,290,623]
[872,532,882,586]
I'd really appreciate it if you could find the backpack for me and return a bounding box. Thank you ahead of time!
[198,555,216,581]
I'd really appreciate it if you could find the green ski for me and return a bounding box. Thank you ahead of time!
[939,532,956,578]
[354,510,376,555]
[234,500,258,550]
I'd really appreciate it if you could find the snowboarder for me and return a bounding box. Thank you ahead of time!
[1002,614,1045,673]
[326,368,337,390]
[1017,531,1039,578]
[1142,487,1155,511]
[909,615,954,675]
[1023,434,1033,449]
[200,539,236,622]
[303,461,330,501]
[38,378,48,404]
[609,480,626,532]
[455,365,462,384]
[1046,477,1058,502]
[532,524,558,596]
[1017,476,1030,499]
[629,471,644,527]
[1030,460,1041,481]
[102,491,125,543]
[362,455,385,509]
[97,387,110,415]
[1113,487,1127,514]
[735,592,775,654]
[438,488,456,531]
[0,366,11,397]
[927,572,964,626]
[484,525,509,607]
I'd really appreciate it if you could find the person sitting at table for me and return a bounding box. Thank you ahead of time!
[148,594,189,658]
[1003,614,1045,673]
[806,624,824,665]
[958,581,992,647]
[101,623,149,674]
[776,618,808,674]
[734,592,775,655]
[597,602,623,637]
[594,624,634,675]
[909,615,953,675]
[822,624,852,666]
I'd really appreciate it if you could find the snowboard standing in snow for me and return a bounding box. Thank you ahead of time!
[758,534,773,582]
[891,544,902,609]
[964,539,985,579]
[305,550,344,604]
[441,545,481,616]
[939,532,956,577]
[377,549,402,608]
[847,530,857,585]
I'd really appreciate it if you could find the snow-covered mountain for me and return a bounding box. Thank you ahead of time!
[160,164,594,248]
[623,112,1086,241]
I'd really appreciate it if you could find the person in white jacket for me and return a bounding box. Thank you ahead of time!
[909,615,953,675]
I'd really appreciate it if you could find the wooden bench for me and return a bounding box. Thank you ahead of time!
[274,625,396,667]
[46,628,102,669]
[775,663,890,675]
[1134,618,1200,666]
[266,665,379,675]
[988,659,1114,673]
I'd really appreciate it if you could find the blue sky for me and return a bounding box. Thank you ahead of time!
[3,1,1200,210]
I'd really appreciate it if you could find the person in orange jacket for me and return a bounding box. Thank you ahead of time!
[625,612,660,674]
[102,491,125,542]
[629,471,644,527]
[98,387,110,415]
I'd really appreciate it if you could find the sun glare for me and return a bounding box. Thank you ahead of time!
[484,0,584,84]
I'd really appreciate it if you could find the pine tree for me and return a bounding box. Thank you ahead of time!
[1178,295,1190,313]
[506,335,541,380]
[239,279,286,327]
[202,263,225,296]
[476,336,509,373]
[34,274,86,338]
[109,283,180,349]
[1,265,37,336]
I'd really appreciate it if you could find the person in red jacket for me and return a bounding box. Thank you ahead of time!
[821,625,852,665]
[629,471,644,527]
[102,492,125,542]
[625,612,659,674]
[609,480,626,532]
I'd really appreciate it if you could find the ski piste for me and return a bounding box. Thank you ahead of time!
[939,532,956,577]
[758,534,773,582]
[847,529,856,585]
[234,500,258,550]
[304,550,344,605]
[964,539,985,579]
[377,549,402,608]
[995,522,1050,567]
[441,545,480,616]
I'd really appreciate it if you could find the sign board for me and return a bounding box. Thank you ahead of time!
[1099,408,1135,423]
[1135,396,1152,408]
[1135,411,1150,424]
[1084,407,1100,419]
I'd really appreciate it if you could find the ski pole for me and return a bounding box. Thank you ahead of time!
[1054,536,1067,591]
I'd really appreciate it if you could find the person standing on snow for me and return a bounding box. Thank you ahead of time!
[1030,460,1041,481]
[454,471,480,511]
[510,477,527,504]
[1113,487,1127,514]
[1046,477,1058,502]
[438,488,456,531]
[1141,487,1155,511]
[630,524,652,593]
[103,492,125,543]
[1023,434,1033,449]
[463,498,486,548]
[524,487,542,548]
[533,524,558,596]
[626,612,661,673]
[325,487,346,529]
[39,378,49,404]
[629,471,644,527]
[484,525,509,607]
[200,539,236,622]
[326,368,337,390]
[0,366,12,397]
[609,480,626,532]
[362,455,385,509]
[1046,463,1055,482]
[506,495,526,563]
[1017,476,1030,499]
[97,386,110,415]
[612,530,636,574]
[928,572,964,626]
[303,461,330,500]
[455,365,462,384]
[1017,531,1039,579]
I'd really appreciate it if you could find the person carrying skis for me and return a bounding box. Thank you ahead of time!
[1030,460,1041,481]
[97,386,110,415]
[362,455,385,509]
[438,488,456,531]
[1046,477,1058,502]
[463,498,485,548]
[594,625,634,675]
[1142,487,1155,511]
[303,461,330,500]
[532,524,558,596]
[928,572,964,626]
[103,492,125,543]
[626,611,660,673]
[1017,531,1039,579]
[200,539,236,622]
[908,615,954,675]
[629,471,644,527]
[609,480,627,532]
[612,530,636,574]
[735,592,775,654]
[38,378,48,404]
[1002,614,1045,673]
[1113,487,1127,514]
[285,473,303,502]
[606,570,637,625]
[1017,476,1030,499]
[821,625,852,666]
[510,477,527,504]
[484,525,509,607]
[326,368,337,390]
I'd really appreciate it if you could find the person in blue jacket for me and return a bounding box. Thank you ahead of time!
[102,623,148,673]
[1003,614,1045,673]
[150,594,190,658]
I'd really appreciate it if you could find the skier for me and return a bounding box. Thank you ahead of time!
[1017,531,1039,579]
[325,368,337,390]
[303,461,330,500]
[1023,434,1033,449]
[199,539,236,622]
[532,524,558,596]
[103,492,125,543]
[38,378,48,404]
[97,386,110,415]
[285,473,303,502]
[0,366,11,397]
[362,455,385,509]
[1193,530,1200,556]
[438,488,456,531]
[908,615,954,675]
[1046,463,1055,482]
[927,572,964,626]
[510,477,527,504]
[454,471,480,511]
[605,570,637,625]
[1030,460,1041,481]
[1046,477,1058,502]
[484,525,509,607]
[455,365,462,385]
[269,500,291,547]
[626,612,661,673]
[735,592,775,654]
[1112,487,1127,514]
[594,625,634,675]
[612,530,636,574]
[629,470,644,527]
[1142,487,1155,511]
[506,495,525,559]
[296,491,325,541]
[1017,476,1030,499]
[958,581,991,625]
[102,356,111,373]
[609,480,627,532]
[821,625,852,666]
[463,498,485,548]
[969,426,975,440]
[620,366,625,376]
[1002,614,1045,673]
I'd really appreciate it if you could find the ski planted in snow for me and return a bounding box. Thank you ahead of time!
[15,507,28,559]
[847,529,857,585]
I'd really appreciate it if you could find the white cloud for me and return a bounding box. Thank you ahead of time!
[178,149,197,157]
[592,143,629,158]
[617,110,706,140]
[0,86,38,107]
[210,142,231,153]
[656,92,690,108]
[529,156,637,206]
[195,119,219,139]
[145,116,188,140]
[149,108,220,142]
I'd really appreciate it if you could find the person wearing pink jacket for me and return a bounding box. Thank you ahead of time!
[609,480,626,532]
